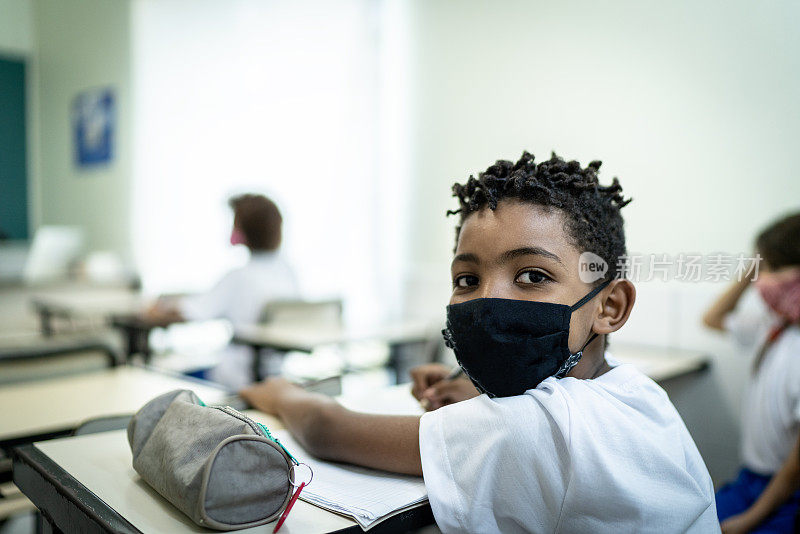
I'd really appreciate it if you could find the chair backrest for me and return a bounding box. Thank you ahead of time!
[259,298,344,328]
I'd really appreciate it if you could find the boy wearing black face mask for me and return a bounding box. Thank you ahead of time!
[241,152,717,533]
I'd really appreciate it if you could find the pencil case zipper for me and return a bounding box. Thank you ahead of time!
[211,405,298,465]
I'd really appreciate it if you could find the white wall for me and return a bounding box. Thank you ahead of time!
[403,0,800,309]
[130,0,374,297]
[401,0,800,482]
[31,0,133,260]
[131,0,412,325]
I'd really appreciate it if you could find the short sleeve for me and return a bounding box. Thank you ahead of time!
[418,393,569,534]
[723,289,773,349]
[179,271,237,322]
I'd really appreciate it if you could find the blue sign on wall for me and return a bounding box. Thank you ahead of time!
[72,88,115,167]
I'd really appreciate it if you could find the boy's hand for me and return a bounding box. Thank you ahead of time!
[410,364,451,399]
[410,363,479,411]
[239,377,298,415]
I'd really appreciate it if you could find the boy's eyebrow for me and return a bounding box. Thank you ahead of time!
[501,247,563,265]
[451,247,563,266]
[452,253,480,265]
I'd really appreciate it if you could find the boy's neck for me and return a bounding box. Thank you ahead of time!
[567,336,611,379]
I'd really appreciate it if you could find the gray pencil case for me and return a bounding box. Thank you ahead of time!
[128,389,296,531]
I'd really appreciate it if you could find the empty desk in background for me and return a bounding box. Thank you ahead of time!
[30,290,186,362]
[0,366,229,452]
[31,287,144,337]
[610,343,710,383]
[233,321,433,382]
[12,385,434,534]
[0,333,121,387]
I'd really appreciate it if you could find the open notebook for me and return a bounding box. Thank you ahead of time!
[272,386,429,530]
[274,431,428,530]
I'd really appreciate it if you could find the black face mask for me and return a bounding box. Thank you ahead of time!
[442,279,611,398]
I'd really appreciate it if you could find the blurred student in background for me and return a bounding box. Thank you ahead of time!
[149,194,299,389]
[704,212,800,533]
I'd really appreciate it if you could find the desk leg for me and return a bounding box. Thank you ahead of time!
[251,346,263,383]
[120,327,153,364]
[121,328,137,363]
[137,329,152,364]
[388,341,428,385]
[38,310,54,337]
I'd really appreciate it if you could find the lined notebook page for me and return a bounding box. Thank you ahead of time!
[273,430,428,530]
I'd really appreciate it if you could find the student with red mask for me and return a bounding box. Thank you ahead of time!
[148,194,299,389]
[704,212,800,533]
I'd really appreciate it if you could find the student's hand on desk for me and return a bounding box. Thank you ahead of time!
[410,364,480,411]
[143,301,183,325]
[239,378,298,416]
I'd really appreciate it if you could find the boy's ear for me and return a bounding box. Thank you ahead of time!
[593,279,636,335]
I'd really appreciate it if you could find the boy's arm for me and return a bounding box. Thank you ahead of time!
[240,378,423,476]
[721,434,800,532]
[703,276,752,331]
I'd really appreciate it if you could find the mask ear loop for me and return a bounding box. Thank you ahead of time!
[557,278,613,378]
[569,278,612,312]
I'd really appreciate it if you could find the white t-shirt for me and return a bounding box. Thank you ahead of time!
[180,251,300,389]
[724,291,800,474]
[418,359,718,534]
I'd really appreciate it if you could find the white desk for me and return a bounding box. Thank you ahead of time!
[0,366,229,449]
[30,287,144,336]
[610,343,710,383]
[13,385,432,533]
[30,289,144,318]
[232,322,432,354]
[32,431,358,533]
[233,321,434,382]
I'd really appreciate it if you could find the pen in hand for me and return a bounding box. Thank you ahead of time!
[419,367,464,411]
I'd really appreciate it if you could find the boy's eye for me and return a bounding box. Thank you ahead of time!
[454,274,479,288]
[515,270,551,285]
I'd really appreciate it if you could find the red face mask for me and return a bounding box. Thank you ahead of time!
[230,228,247,246]
[756,269,800,323]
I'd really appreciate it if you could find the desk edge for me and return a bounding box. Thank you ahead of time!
[13,443,142,534]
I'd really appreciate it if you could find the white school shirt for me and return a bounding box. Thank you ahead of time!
[180,251,300,389]
[418,358,718,534]
[724,291,800,475]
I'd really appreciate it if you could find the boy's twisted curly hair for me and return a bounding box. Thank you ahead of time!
[448,151,632,281]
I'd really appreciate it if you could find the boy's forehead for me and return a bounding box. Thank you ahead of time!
[456,201,574,257]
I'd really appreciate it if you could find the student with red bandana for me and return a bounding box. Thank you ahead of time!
[704,212,800,533]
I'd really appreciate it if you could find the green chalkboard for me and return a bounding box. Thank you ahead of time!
[0,57,28,240]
